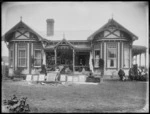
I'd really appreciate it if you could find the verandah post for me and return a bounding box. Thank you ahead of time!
[73,49,75,72]
[55,48,57,69]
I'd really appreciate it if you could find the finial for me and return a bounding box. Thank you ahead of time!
[20,16,22,21]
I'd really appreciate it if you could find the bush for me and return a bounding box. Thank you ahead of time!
[13,68,26,80]
[129,64,148,81]
[40,64,47,75]
[2,65,9,80]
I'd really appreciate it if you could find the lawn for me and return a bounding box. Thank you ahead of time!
[2,80,148,113]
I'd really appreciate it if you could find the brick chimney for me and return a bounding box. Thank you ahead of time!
[46,19,54,36]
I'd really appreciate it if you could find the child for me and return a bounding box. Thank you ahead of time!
[55,67,60,81]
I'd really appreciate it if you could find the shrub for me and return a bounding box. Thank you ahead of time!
[2,65,9,80]
[13,68,26,80]
[40,64,47,75]
[129,64,148,81]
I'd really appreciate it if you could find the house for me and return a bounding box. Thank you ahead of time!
[2,18,147,77]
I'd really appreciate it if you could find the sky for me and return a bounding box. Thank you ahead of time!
[1,2,149,66]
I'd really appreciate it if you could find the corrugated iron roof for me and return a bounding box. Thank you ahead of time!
[35,30,94,41]
[132,45,147,56]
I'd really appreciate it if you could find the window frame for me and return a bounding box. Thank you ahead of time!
[94,49,101,68]
[123,43,130,68]
[18,45,27,67]
[107,42,117,68]
[34,49,42,67]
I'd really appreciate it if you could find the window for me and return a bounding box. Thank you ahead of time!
[18,43,27,67]
[107,43,117,68]
[124,43,130,68]
[9,50,13,67]
[34,50,42,66]
[18,49,26,67]
[94,50,100,68]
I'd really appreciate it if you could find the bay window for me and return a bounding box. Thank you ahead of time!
[18,43,27,67]
[34,49,42,67]
[107,42,117,68]
[124,43,130,68]
[94,50,100,68]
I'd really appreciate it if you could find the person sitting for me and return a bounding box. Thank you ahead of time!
[118,68,125,81]
[65,67,72,74]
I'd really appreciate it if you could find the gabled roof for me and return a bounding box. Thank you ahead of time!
[54,38,74,49]
[2,20,45,42]
[44,39,91,51]
[87,18,138,41]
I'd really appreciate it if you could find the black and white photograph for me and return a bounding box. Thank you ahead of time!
[1,2,149,113]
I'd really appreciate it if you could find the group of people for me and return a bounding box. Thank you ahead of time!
[42,64,147,82]
[118,67,148,81]
[55,66,72,81]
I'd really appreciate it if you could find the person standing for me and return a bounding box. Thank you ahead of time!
[55,67,60,81]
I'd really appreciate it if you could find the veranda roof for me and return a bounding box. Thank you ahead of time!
[44,42,91,51]
[132,45,147,56]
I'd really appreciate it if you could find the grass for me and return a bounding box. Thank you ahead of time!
[2,79,148,113]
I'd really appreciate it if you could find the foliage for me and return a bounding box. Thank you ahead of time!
[40,64,47,75]
[129,64,148,81]
[99,58,104,76]
[14,68,23,75]
[92,59,94,67]
[2,65,9,79]
[99,59,104,70]
[13,68,26,80]
[3,95,30,113]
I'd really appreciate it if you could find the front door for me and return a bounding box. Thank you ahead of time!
[57,45,73,71]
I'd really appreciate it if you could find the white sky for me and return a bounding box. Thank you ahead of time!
[1,2,149,60]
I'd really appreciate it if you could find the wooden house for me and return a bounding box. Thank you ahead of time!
[2,18,147,77]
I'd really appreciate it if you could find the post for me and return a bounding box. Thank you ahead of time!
[15,43,17,70]
[73,49,75,72]
[139,54,141,67]
[55,48,57,68]
[117,42,120,70]
[135,55,137,64]
[43,50,46,65]
[27,43,30,74]
[145,52,146,68]
[122,42,124,68]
